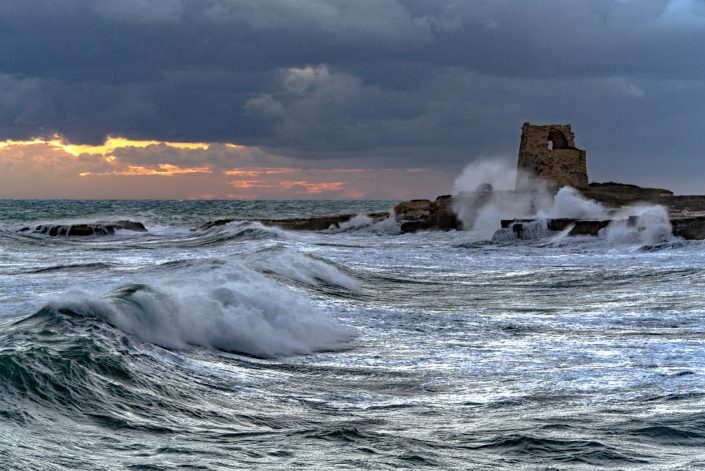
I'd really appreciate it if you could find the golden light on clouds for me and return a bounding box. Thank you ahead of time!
[81,164,212,177]
[279,181,345,193]
[224,167,296,177]
[0,135,211,157]
[0,133,455,199]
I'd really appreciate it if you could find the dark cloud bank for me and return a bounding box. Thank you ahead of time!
[1,0,704,192]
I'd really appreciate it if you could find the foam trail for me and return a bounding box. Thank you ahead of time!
[51,262,354,357]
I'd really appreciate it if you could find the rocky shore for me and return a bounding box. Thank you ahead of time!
[247,182,705,240]
[17,183,705,240]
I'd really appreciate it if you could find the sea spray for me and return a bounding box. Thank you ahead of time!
[452,158,517,195]
[602,205,673,245]
[333,211,400,234]
[538,186,608,220]
[245,247,361,291]
[451,158,671,242]
[50,261,355,357]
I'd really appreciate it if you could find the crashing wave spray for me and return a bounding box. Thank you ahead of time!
[451,158,672,243]
[50,260,356,357]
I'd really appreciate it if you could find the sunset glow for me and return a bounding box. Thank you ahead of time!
[80,164,212,177]
[0,135,211,157]
[0,134,455,199]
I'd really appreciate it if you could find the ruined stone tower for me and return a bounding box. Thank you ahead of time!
[516,122,588,191]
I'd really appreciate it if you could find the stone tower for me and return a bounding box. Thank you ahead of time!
[516,122,588,191]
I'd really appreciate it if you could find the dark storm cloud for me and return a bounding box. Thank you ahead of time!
[1,0,704,189]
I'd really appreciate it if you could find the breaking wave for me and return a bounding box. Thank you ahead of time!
[44,262,355,357]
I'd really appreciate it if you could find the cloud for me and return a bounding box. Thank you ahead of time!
[92,0,184,22]
[244,94,285,118]
[0,136,455,199]
[0,0,704,195]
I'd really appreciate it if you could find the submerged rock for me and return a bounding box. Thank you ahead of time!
[195,219,236,231]
[27,220,147,237]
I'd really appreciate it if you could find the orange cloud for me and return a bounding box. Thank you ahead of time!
[0,135,211,157]
[279,180,346,193]
[230,180,275,188]
[224,167,296,177]
[81,163,211,177]
[0,134,455,199]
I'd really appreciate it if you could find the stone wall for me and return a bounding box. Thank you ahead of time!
[516,122,588,191]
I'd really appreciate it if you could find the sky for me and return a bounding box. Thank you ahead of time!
[1,0,704,199]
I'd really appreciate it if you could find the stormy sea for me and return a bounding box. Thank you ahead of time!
[1,198,705,470]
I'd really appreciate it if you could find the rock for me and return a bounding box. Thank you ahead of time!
[262,215,357,231]
[400,220,433,233]
[395,195,461,233]
[501,215,705,240]
[394,199,431,221]
[429,195,459,231]
[195,219,235,231]
[672,217,705,240]
[110,220,147,232]
[30,220,147,237]
[568,220,611,236]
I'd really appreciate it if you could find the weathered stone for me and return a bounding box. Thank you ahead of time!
[516,122,588,191]
[429,195,460,230]
[568,220,611,236]
[261,214,357,231]
[30,220,147,237]
[394,199,431,221]
[671,217,705,240]
[400,220,433,233]
[501,216,705,240]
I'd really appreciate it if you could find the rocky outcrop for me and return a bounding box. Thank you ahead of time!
[195,213,390,232]
[671,217,705,240]
[396,195,459,233]
[500,218,612,238]
[585,182,705,218]
[500,216,705,240]
[23,220,147,237]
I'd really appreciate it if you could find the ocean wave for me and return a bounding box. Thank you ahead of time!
[243,247,361,291]
[45,261,355,357]
[470,434,649,465]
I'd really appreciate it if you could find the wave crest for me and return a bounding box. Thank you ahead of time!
[50,263,355,357]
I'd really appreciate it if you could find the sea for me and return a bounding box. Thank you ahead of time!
[1,199,704,470]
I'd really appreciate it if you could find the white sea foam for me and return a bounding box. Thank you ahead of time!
[53,262,355,357]
[245,247,361,291]
[602,205,673,245]
[334,212,400,234]
[537,186,608,220]
[452,158,669,243]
